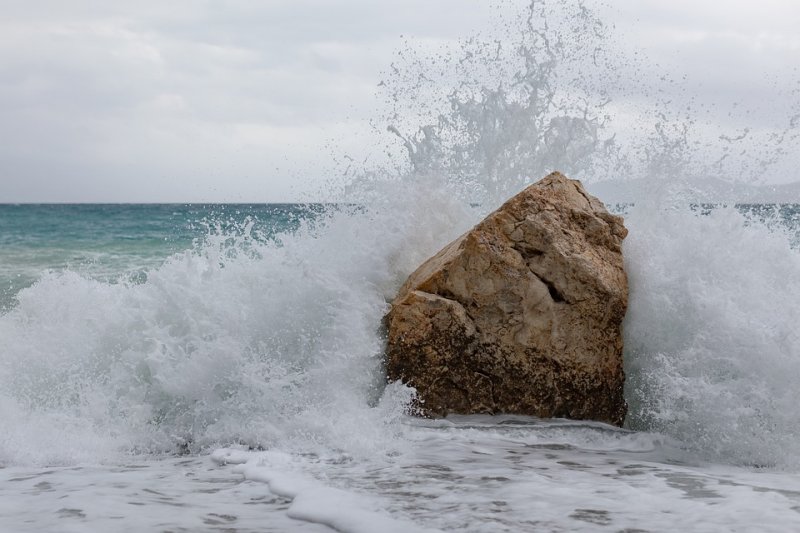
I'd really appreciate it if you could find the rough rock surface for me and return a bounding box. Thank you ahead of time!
[385,172,629,426]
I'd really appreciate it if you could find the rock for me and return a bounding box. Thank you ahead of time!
[384,172,629,426]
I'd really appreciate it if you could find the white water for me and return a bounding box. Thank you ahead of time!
[2,0,800,531]
[625,206,800,469]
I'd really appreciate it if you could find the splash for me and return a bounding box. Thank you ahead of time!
[624,207,800,467]
[371,1,800,206]
[360,0,623,209]
[349,0,800,468]
[0,215,416,465]
[1,0,800,471]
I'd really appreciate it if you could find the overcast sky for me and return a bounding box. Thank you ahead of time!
[1,0,798,202]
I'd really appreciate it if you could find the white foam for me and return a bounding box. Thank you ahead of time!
[0,199,455,466]
[624,206,800,467]
[0,0,798,480]
[216,449,441,533]
[208,417,800,532]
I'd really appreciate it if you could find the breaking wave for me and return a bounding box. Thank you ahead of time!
[1,0,799,470]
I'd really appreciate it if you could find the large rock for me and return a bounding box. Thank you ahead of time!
[385,172,629,426]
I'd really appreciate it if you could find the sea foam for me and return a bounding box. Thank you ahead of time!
[1,0,799,477]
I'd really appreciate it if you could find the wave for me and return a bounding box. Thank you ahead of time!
[1,0,799,470]
[624,205,800,467]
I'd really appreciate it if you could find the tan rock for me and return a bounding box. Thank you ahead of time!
[385,172,628,426]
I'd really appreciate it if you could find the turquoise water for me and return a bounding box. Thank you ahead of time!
[3,202,796,276]
[0,204,326,311]
[3,203,797,314]
[2,201,800,532]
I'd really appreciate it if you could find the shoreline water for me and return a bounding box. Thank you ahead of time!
[1,202,800,531]
[4,417,800,532]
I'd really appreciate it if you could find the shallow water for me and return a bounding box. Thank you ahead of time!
[5,417,800,532]
[0,456,329,532]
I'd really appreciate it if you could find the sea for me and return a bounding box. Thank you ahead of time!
[4,1,800,530]
[1,201,800,532]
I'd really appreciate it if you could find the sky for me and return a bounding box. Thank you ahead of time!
[0,0,798,203]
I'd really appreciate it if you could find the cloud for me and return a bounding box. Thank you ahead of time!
[0,0,502,201]
[0,0,797,201]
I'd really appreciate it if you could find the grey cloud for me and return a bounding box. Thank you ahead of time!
[0,0,798,202]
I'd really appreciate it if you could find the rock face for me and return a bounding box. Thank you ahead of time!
[384,172,629,426]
